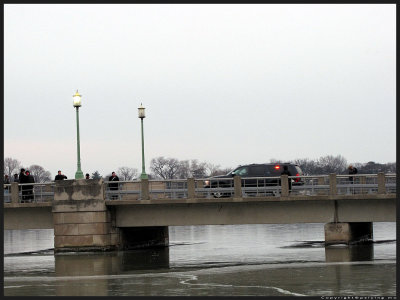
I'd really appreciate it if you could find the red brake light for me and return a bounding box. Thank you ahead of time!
[275,165,280,170]
[295,173,300,182]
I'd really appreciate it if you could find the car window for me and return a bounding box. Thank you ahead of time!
[249,166,266,176]
[234,167,249,176]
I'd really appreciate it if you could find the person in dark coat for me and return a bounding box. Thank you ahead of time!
[108,172,120,199]
[55,170,67,181]
[25,170,35,202]
[4,175,10,192]
[348,165,358,184]
[13,174,19,183]
[281,165,292,193]
[19,168,28,201]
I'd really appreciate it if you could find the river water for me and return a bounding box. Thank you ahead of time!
[3,223,396,296]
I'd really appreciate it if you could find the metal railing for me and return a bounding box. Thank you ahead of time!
[4,173,397,203]
[104,180,141,200]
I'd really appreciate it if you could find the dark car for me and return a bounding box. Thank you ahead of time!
[204,163,304,197]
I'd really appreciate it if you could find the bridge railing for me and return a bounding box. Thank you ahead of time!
[3,182,55,203]
[4,173,397,202]
[195,177,234,198]
[385,173,396,194]
[104,180,141,200]
[4,184,12,202]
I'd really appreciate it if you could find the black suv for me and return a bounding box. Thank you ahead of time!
[204,163,304,197]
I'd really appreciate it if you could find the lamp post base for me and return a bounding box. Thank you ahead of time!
[75,170,84,179]
[140,173,148,180]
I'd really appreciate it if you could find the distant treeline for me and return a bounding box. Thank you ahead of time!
[3,155,396,182]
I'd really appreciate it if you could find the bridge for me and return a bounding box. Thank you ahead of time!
[4,173,396,252]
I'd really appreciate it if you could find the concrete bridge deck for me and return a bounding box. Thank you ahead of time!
[3,173,396,251]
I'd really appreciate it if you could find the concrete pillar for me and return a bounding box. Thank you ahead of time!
[53,179,117,252]
[187,178,195,199]
[11,182,19,204]
[281,175,289,197]
[324,222,373,245]
[141,178,150,200]
[329,173,337,196]
[233,175,242,198]
[377,172,386,194]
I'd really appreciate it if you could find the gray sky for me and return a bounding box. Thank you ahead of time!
[4,4,396,178]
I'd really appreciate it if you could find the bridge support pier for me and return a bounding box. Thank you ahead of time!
[324,222,373,245]
[53,179,118,252]
[53,179,169,252]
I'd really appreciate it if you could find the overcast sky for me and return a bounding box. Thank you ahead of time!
[4,4,396,179]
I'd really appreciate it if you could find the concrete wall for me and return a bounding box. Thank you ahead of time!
[4,206,53,230]
[112,197,395,227]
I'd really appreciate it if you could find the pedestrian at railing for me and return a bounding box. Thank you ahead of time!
[12,173,19,183]
[55,170,67,181]
[108,171,120,199]
[4,175,10,197]
[348,165,358,184]
[23,170,35,202]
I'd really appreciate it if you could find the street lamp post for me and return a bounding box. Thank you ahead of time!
[138,103,148,180]
[73,90,84,179]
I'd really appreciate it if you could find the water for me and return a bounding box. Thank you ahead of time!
[3,223,396,296]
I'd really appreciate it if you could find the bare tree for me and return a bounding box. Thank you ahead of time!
[4,157,22,178]
[190,159,207,178]
[318,155,347,174]
[28,164,52,183]
[205,163,221,176]
[176,160,190,179]
[150,157,180,179]
[294,158,319,175]
[117,166,138,181]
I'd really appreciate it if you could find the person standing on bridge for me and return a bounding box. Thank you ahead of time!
[85,173,90,179]
[281,165,292,193]
[25,170,35,202]
[108,172,120,200]
[4,175,10,194]
[13,173,19,183]
[55,170,67,181]
[19,168,29,201]
[348,165,358,184]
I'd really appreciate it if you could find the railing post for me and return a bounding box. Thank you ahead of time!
[281,175,289,197]
[360,175,366,194]
[317,176,325,195]
[187,178,195,199]
[141,179,150,200]
[11,182,19,204]
[377,172,386,194]
[234,175,242,198]
[329,173,337,196]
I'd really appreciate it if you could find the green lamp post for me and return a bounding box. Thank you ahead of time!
[73,90,84,179]
[138,103,148,180]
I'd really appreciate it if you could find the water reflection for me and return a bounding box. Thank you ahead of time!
[325,244,374,262]
[55,247,170,276]
[54,248,170,296]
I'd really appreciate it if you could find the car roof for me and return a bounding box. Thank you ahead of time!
[238,163,300,167]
